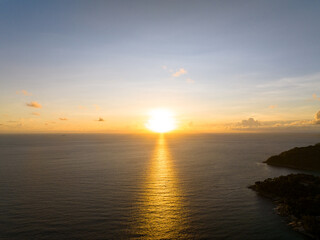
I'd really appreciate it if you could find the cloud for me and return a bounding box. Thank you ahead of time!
[162,65,167,70]
[241,118,261,128]
[172,68,187,77]
[16,90,32,96]
[223,111,320,131]
[45,121,56,125]
[287,120,314,126]
[258,73,320,90]
[26,101,42,108]
[93,104,100,110]
[315,111,320,124]
[78,105,86,110]
[268,105,277,109]
[254,73,320,101]
[186,78,195,84]
[4,119,25,128]
[59,118,68,121]
[228,119,313,131]
[32,112,40,116]
[97,117,104,122]
[312,93,320,101]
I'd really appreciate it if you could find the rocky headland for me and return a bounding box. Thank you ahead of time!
[250,174,320,239]
[264,143,320,171]
[250,143,320,239]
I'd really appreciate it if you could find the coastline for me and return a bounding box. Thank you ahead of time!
[249,180,318,239]
[263,161,318,172]
[250,143,320,239]
[249,174,320,239]
[264,143,320,172]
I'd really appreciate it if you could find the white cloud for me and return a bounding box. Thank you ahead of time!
[186,78,195,84]
[26,101,42,108]
[315,111,320,124]
[255,72,320,100]
[240,118,260,128]
[258,72,320,89]
[312,93,320,101]
[16,90,32,96]
[93,104,100,110]
[172,68,187,77]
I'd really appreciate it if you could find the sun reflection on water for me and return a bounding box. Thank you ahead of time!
[131,134,189,239]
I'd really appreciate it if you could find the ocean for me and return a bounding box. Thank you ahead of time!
[0,133,319,239]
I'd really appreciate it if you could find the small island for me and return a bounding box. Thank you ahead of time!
[250,174,320,239]
[264,143,320,171]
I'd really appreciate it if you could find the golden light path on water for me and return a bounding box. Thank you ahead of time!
[131,134,190,239]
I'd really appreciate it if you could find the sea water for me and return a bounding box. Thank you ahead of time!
[0,133,319,239]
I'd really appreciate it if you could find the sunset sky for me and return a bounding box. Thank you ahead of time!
[1,0,320,133]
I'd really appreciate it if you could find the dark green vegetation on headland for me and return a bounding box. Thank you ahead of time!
[250,174,320,239]
[265,143,320,171]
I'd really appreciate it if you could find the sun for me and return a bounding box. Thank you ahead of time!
[146,109,176,133]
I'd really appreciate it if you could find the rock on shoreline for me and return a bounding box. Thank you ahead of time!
[249,174,320,239]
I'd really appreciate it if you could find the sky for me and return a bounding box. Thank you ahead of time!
[1,0,320,133]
